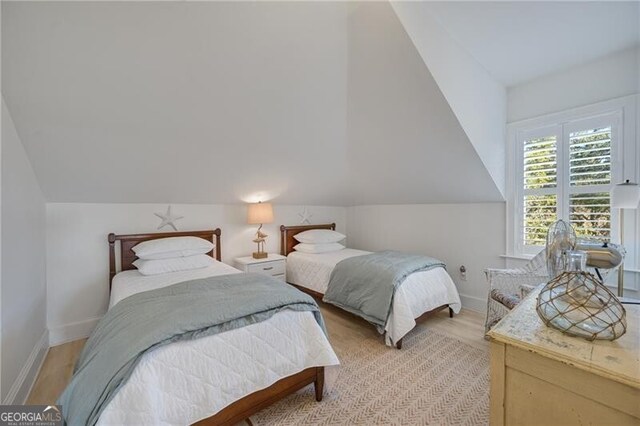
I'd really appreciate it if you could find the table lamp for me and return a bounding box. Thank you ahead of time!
[247,202,274,259]
[611,180,640,297]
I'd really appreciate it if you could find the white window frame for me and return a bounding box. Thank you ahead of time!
[507,96,636,258]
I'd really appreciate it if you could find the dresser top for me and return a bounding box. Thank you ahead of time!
[488,287,640,389]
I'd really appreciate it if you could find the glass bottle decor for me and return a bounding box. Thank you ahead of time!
[536,270,626,341]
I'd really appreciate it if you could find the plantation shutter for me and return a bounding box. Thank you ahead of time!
[566,125,613,241]
[522,134,558,246]
[519,114,618,249]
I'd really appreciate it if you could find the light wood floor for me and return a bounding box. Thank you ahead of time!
[27,303,487,405]
[27,338,86,405]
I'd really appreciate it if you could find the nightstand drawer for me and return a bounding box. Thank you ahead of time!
[247,261,285,276]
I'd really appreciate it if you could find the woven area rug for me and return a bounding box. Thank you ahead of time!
[252,328,489,425]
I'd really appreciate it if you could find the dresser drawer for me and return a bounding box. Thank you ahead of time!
[246,260,285,276]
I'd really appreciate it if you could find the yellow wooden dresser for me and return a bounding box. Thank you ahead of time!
[487,289,640,425]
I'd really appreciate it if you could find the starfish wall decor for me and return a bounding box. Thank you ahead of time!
[155,205,184,231]
[298,207,313,224]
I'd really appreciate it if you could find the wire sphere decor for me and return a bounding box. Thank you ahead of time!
[536,271,627,341]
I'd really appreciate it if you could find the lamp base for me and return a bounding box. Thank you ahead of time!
[252,252,268,259]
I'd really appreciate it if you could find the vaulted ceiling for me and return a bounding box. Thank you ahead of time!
[347,2,502,204]
[5,1,630,206]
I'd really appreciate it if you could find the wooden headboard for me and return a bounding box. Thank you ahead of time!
[108,229,221,287]
[280,223,336,256]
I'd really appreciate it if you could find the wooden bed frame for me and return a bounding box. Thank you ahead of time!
[280,223,337,257]
[108,229,222,287]
[107,229,324,426]
[280,223,454,349]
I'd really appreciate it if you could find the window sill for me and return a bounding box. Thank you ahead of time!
[500,254,535,261]
[501,255,640,274]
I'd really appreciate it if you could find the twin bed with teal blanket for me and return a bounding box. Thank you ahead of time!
[59,229,339,426]
[281,224,462,349]
[59,273,326,426]
[323,250,447,332]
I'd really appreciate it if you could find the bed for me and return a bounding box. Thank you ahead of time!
[65,229,339,426]
[280,224,462,349]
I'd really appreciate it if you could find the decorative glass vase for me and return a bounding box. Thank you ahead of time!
[565,250,587,272]
[536,271,627,341]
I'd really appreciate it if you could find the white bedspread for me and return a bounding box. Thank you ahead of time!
[287,249,462,346]
[100,262,339,425]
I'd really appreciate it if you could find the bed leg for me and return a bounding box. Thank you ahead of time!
[314,367,324,402]
[396,338,403,350]
[449,307,454,318]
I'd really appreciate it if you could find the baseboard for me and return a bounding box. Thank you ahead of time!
[49,316,101,346]
[459,293,486,314]
[2,330,49,405]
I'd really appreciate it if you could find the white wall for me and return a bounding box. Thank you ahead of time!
[1,98,48,403]
[46,203,346,345]
[508,47,639,122]
[346,203,506,313]
[390,1,507,198]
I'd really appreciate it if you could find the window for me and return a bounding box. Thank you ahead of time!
[515,113,621,254]
[522,134,558,246]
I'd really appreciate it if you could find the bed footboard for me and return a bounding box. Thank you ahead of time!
[392,304,453,349]
[194,366,324,426]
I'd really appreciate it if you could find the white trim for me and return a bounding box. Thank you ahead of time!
[508,95,637,127]
[49,316,101,347]
[459,293,486,314]
[2,330,49,405]
[499,254,640,274]
[500,254,534,261]
[24,337,50,405]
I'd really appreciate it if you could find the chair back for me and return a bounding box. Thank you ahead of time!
[523,250,548,276]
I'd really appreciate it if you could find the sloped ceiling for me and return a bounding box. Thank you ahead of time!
[347,2,502,204]
[2,1,504,206]
[390,1,507,199]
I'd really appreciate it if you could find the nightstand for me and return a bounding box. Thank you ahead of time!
[234,254,286,282]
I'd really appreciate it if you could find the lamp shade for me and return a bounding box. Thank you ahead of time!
[611,180,640,209]
[247,202,274,224]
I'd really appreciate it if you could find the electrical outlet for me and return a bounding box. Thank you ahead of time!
[459,265,467,281]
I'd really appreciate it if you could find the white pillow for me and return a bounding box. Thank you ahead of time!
[133,254,215,276]
[132,237,214,260]
[294,229,345,244]
[294,242,345,254]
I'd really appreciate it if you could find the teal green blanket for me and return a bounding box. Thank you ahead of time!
[58,272,324,426]
[323,251,445,331]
